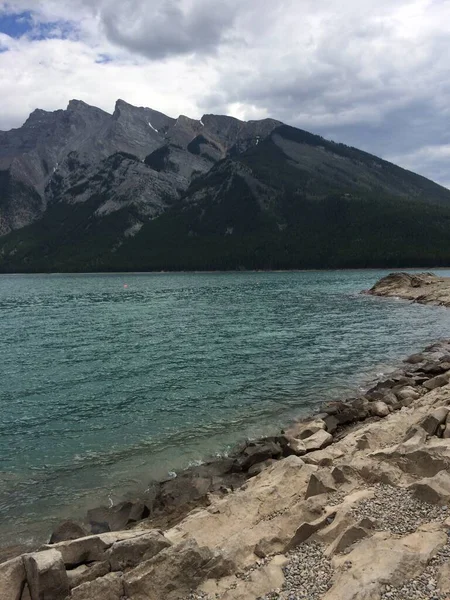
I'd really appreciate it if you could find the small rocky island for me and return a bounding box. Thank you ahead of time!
[4,274,450,599]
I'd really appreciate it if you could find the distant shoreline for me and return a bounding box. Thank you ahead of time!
[2,266,450,276]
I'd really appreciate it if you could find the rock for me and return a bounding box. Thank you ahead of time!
[230,440,283,472]
[20,585,31,600]
[369,401,390,417]
[107,530,171,571]
[443,423,450,439]
[254,537,284,558]
[417,407,450,435]
[395,386,420,402]
[323,414,339,434]
[87,500,149,534]
[289,419,326,440]
[302,446,345,467]
[123,539,232,600]
[328,521,372,555]
[23,549,69,600]
[70,572,124,600]
[331,465,355,484]
[323,525,446,600]
[405,353,426,364]
[41,535,108,567]
[66,561,110,589]
[322,401,363,425]
[286,437,307,456]
[305,471,337,499]
[408,470,450,505]
[0,556,26,600]
[247,459,276,477]
[49,521,87,544]
[423,373,450,390]
[284,510,337,552]
[303,429,333,452]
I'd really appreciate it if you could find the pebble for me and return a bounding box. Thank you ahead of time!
[351,483,449,535]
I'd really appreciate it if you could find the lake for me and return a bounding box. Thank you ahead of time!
[1,270,450,546]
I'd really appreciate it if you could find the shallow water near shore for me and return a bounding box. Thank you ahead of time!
[2,269,450,547]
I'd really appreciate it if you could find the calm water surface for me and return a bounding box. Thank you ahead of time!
[1,270,450,545]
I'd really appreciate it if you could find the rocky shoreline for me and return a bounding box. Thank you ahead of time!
[366,271,450,306]
[4,273,450,599]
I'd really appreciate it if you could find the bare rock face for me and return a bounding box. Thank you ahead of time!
[23,549,69,600]
[0,556,26,600]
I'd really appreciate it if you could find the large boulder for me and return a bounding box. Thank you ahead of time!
[41,535,108,568]
[107,531,171,571]
[87,501,149,534]
[423,373,450,391]
[0,556,26,600]
[70,572,124,600]
[23,549,69,600]
[49,521,87,544]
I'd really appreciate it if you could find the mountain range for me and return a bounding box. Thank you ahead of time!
[1,98,450,272]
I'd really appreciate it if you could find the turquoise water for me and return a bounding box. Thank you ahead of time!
[1,270,450,546]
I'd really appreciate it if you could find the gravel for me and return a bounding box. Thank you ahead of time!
[259,541,333,600]
[351,483,449,535]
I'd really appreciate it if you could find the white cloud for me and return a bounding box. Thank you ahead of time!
[0,0,450,186]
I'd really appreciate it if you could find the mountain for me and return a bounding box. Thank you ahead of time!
[1,100,450,272]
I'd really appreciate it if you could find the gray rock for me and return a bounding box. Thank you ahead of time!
[0,556,26,600]
[107,531,171,571]
[303,430,333,452]
[369,401,390,417]
[23,549,69,600]
[49,521,87,544]
[423,373,450,390]
[67,561,110,589]
[70,572,124,600]
[305,471,337,499]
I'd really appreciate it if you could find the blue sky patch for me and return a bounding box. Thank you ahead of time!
[0,9,75,41]
[0,11,33,38]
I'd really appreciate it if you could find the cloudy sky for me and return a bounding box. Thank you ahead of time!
[1,0,450,186]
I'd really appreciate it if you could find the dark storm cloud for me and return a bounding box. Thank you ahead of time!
[99,0,239,59]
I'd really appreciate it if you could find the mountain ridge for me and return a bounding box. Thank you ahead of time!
[1,99,450,272]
